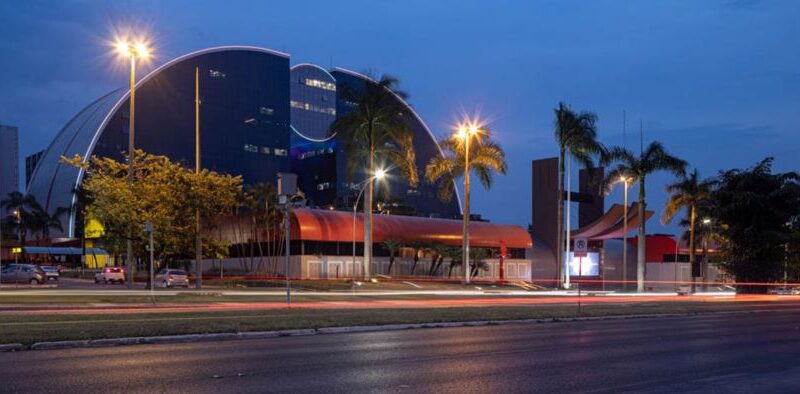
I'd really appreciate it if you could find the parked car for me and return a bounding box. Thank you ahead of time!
[40,265,60,281]
[0,264,46,284]
[155,269,190,288]
[95,267,125,284]
[767,286,799,295]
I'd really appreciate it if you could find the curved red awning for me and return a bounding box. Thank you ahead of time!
[570,204,625,239]
[291,208,532,249]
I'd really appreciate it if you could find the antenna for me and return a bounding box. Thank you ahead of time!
[623,110,627,150]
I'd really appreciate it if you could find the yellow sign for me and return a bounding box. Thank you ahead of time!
[85,219,105,239]
[11,247,22,254]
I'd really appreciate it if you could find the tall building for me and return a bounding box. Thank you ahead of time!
[0,124,19,202]
[25,150,44,189]
[26,46,462,238]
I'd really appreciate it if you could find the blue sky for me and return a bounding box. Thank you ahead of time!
[1,0,798,234]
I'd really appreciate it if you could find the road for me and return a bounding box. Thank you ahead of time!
[1,311,800,393]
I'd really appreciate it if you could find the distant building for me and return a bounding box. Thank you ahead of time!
[0,124,19,202]
[25,150,44,189]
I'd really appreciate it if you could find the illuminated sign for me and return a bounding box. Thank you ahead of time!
[11,247,22,254]
[566,252,600,276]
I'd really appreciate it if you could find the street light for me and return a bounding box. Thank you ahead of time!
[113,35,151,289]
[455,120,481,284]
[618,176,630,292]
[352,169,387,279]
[12,210,20,264]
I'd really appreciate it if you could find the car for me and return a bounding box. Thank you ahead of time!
[767,286,797,295]
[155,269,190,288]
[40,265,60,281]
[95,267,125,284]
[0,264,46,285]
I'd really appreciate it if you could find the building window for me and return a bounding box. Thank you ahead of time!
[261,147,270,155]
[290,100,336,115]
[317,182,331,191]
[243,144,258,153]
[209,69,226,79]
[244,118,256,124]
[274,148,288,156]
[304,78,336,91]
[259,107,274,116]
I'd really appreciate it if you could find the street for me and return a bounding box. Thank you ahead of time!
[1,311,799,393]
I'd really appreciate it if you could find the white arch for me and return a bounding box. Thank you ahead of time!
[332,67,464,211]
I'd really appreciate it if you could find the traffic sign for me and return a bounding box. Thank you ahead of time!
[574,237,588,257]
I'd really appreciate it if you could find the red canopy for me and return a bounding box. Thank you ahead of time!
[291,208,532,249]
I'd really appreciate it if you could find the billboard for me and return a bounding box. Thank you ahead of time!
[566,252,600,276]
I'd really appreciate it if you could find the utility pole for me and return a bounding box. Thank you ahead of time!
[277,173,297,306]
[195,66,203,289]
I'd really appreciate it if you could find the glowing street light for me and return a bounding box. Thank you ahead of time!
[352,168,387,279]
[617,176,631,291]
[113,34,152,288]
[455,119,483,284]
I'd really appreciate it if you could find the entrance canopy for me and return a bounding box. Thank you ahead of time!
[20,247,109,256]
[570,203,653,241]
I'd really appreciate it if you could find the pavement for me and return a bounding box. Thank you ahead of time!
[1,310,799,393]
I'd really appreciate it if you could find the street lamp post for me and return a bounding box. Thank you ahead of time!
[456,123,479,284]
[13,210,20,264]
[352,170,386,280]
[114,37,151,289]
[621,177,629,292]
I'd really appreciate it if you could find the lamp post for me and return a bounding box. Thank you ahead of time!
[114,36,151,289]
[456,122,480,284]
[13,210,20,264]
[702,217,711,292]
[352,169,386,280]
[620,176,630,292]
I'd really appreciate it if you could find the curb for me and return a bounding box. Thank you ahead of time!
[8,309,763,352]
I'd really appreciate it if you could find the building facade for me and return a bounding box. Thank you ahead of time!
[24,150,44,189]
[0,124,19,203]
[26,46,462,238]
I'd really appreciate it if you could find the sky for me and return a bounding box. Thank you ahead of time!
[1,0,798,235]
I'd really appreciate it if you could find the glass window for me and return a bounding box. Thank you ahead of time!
[244,144,259,153]
[274,148,288,156]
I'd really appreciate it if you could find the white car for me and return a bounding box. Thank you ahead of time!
[155,269,190,288]
[95,267,125,284]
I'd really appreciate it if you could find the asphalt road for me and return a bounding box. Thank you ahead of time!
[2,311,800,393]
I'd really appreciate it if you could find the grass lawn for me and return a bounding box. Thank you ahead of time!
[0,302,765,346]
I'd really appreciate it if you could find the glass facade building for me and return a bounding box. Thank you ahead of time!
[27,46,461,238]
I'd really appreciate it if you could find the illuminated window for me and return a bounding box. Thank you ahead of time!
[317,182,331,191]
[274,148,288,156]
[304,78,336,91]
[259,107,274,116]
[261,147,270,154]
[243,144,258,153]
[290,100,336,115]
[244,118,256,124]
[209,69,226,79]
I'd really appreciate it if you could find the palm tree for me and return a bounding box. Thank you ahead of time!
[603,142,687,292]
[662,169,713,292]
[383,239,402,275]
[553,102,604,288]
[330,74,418,280]
[1,192,41,256]
[31,204,69,240]
[425,127,507,282]
[408,240,426,276]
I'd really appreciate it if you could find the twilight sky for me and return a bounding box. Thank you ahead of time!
[1,0,798,235]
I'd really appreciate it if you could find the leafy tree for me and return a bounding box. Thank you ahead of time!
[552,102,604,288]
[603,142,686,291]
[662,169,713,291]
[707,158,800,293]
[62,150,241,273]
[330,74,418,279]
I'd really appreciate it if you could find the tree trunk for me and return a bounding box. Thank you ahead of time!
[556,147,565,289]
[637,179,646,292]
[689,205,697,293]
[363,141,374,280]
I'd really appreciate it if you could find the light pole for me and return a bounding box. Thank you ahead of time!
[702,217,711,292]
[13,210,20,264]
[114,36,151,289]
[352,169,386,279]
[456,122,480,284]
[619,176,630,292]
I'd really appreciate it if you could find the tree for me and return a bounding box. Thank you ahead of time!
[330,74,418,280]
[427,242,449,276]
[0,192,54,259]
[603,142,686,292]
[662,169,713,292]
[425,129,507,203]
[470,247,490,279]
[383,239,402,275]
[63,150,241,276]
[553,102,604,288]
[708,158,800,293]
[408,240,426,276]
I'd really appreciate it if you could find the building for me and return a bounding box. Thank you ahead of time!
[27,46,461,238]
[25,46,530,279]
[25,150,44,189]
[0,124,19,203]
